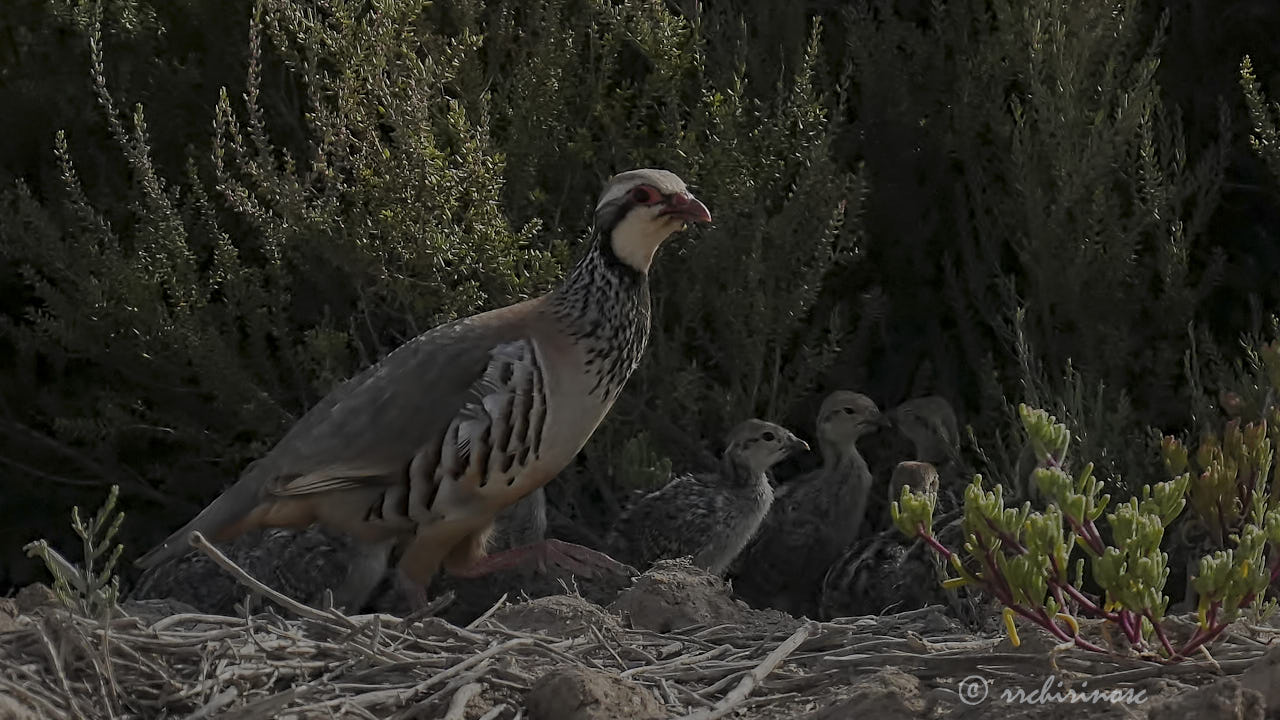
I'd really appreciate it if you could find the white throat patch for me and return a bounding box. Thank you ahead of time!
[609,206,683,273]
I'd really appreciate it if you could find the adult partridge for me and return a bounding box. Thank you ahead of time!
[606,419,808,576]
[134,168,711,607]
[731,391,887,617]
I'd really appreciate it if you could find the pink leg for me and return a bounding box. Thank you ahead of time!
[395,569,432,610]
[448,539,637,579]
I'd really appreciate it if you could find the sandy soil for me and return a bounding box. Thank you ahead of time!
[3,559,1277,719]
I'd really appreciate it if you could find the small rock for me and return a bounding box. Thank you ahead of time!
[1142,677,1264,720]
[14,584,58,614]
[489,594,621,637]
[434,564,632,626]
[610,559,793,633]
[803,668,925,720]
[1240,645,1280,714]
[526,667,664,720]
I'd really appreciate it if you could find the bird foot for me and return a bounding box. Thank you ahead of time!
[451,539,637,580]
[394,570,432,610]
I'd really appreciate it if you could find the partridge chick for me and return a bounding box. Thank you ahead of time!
[607,420,808,576]
[135,168,711,609]
[887,395,961,471]
[878,395,967,517]
[820,461,984,625]
[731,391,887,618]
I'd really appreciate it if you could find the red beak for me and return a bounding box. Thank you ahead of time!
[661,192,712,223]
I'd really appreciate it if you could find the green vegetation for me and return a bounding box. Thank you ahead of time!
[4,0,1280,649]
[23,485,126,619]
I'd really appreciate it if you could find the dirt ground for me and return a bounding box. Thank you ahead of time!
[3,559,1279,719]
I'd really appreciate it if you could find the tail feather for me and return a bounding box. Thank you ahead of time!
[134,467,269,570]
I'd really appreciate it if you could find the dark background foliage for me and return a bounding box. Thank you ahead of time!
[3,0,1280,594]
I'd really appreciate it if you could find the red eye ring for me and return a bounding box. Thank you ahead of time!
[629,185,661,205]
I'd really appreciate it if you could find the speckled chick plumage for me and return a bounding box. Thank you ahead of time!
[820,461,986,626]
[731,391,886,617]
[607,419,808,576]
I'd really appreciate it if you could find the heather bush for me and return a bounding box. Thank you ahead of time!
[1,0,561,584]
[1242,54,1280,188]
[0,0,860,586]
[838,0,1229,498]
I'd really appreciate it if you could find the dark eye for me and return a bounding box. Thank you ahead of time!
[842,407,854,414]
[630,185,661,204]
[762,431,776,441]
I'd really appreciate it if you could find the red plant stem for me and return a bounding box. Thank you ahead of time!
[1051,584,1070,614]
[1120,609,1141,645]
[1179,622,1229,659]
[918,526,954,562]
[1064,514,1106,556]
[1079,517,1107,556]
[1009,603,1112,654]
[1175,602,1223,660]
[1058,580,1117,621]
[1146,610,1177,658]
[985,518,1028,554]
[983,548,1018,603]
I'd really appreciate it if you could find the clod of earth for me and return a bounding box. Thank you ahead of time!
[526,666,665,720]
[609,558,797,634]
[488,594,622,637]
[801,668,926,719]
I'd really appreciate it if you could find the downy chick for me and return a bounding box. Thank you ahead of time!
[820,461,986,626]
[732,391,887,617]
[607,419,808,576]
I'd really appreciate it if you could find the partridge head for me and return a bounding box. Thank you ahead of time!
[723,418,812,479]
[814,390,890,461]
[886,395,960,465]
[888,460,940,508]
[134,168,711,608]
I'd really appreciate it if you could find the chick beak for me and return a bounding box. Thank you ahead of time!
[876,414,893,429]
[661,192,712,224]
[787,435,811,454]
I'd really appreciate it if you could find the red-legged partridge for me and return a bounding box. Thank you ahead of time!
[606,419,808,575]
[134,168,711,608]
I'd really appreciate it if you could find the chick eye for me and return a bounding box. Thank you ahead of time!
[630,185,661,205]
[762,431,776,441]
[842,407,854,414]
